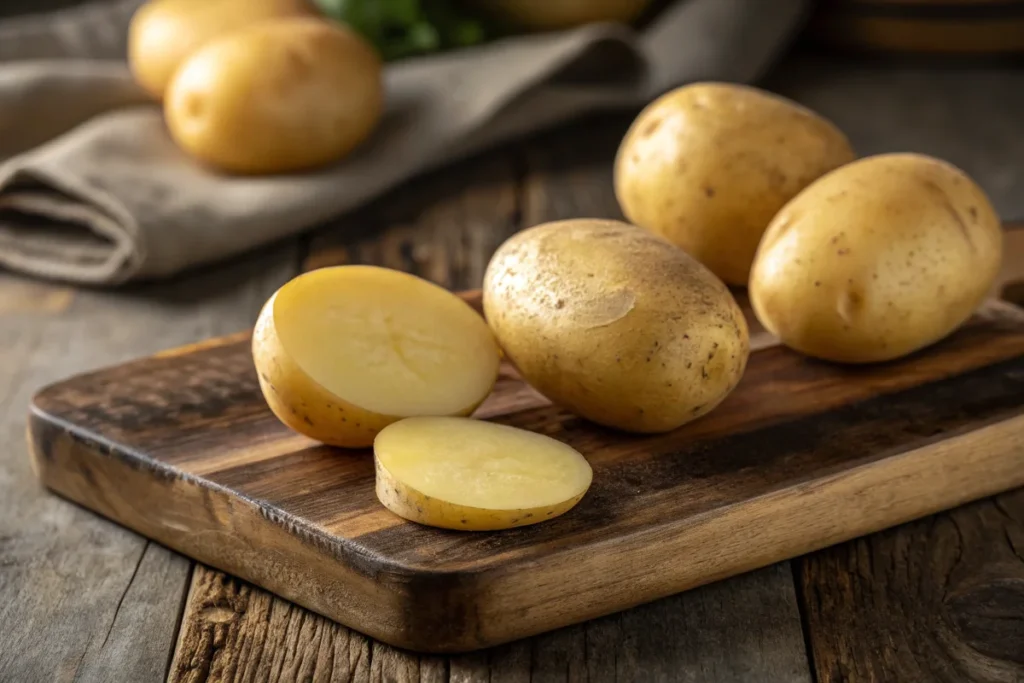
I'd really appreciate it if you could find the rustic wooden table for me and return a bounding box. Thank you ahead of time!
[2,56,1024,682]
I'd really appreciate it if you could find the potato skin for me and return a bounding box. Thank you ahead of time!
[614,82,855,286]
[483,219,749,433]
[749,153,1003,364]
[128,0,314,100]
[165,17,383,174]
[253,293,398,448]
[375,458,587,531]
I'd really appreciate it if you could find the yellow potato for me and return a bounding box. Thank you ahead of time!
[475,0,651,30]
[128,0,314,100]
[749,153,1003,364]
[253,266,501,448]
[165,17,383,174]
[483,219,749,433]
[374,417,592,530]
[615,82,855,286]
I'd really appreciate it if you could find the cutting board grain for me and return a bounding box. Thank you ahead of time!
[28,292,1024,653]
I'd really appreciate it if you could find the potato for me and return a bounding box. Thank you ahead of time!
[475,0,651,30]
[614,82,855,286]
[483,219,749,433]
[749,153,1003,364]
[165,17,383,174]
[253,266,501,448]
[375,417,593,530]
[128,0,314,100]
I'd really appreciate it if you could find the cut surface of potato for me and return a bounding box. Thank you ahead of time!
[253,266,500,447]
[374,417,593,530]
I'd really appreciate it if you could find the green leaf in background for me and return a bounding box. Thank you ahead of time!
[313,0,506,61]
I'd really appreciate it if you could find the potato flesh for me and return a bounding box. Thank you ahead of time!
[274,267,500,418]
[375,417,592,530]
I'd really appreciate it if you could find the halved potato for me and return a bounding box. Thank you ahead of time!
[374,417,593,530]
[253,266,500,447]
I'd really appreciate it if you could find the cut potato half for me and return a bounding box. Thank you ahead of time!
[253,266,501,447]
[374,417,593,531]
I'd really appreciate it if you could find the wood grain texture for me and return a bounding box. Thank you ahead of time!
[0,247,298,682]
[29,296,1024,654]
[170,562,810,683]
[799,490,1024,682]
[28,208,1024,655]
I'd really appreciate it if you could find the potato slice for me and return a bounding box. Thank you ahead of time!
[253,266,500,448]
[374,417,593,531]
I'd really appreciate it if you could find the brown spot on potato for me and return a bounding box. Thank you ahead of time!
[704,186,716,198]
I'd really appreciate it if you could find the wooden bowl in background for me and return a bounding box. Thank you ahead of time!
[805,0,1024,56]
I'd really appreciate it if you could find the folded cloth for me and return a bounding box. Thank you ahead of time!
[0,0,808,285]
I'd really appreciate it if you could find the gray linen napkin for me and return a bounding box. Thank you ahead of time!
[0,0,808,284]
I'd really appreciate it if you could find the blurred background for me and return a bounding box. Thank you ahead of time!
[0,0,1022,286]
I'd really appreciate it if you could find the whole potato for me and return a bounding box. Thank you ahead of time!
[615,82,855,286]
[165,18,383,174]
[749,153,1003,364]
[128,0,314,100]
[476,0,651,30]
[483,219,749,433]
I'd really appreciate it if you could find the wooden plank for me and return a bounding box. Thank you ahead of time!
[303,154,521,291]
[32,222,1024,654]
[798,490,1024,682]
[171,564,813,683]
[0,247,298,682]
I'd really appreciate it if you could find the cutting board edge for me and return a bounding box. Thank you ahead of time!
[27,395,1024,653]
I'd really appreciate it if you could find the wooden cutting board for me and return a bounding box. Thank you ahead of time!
[28,291,1024,653]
